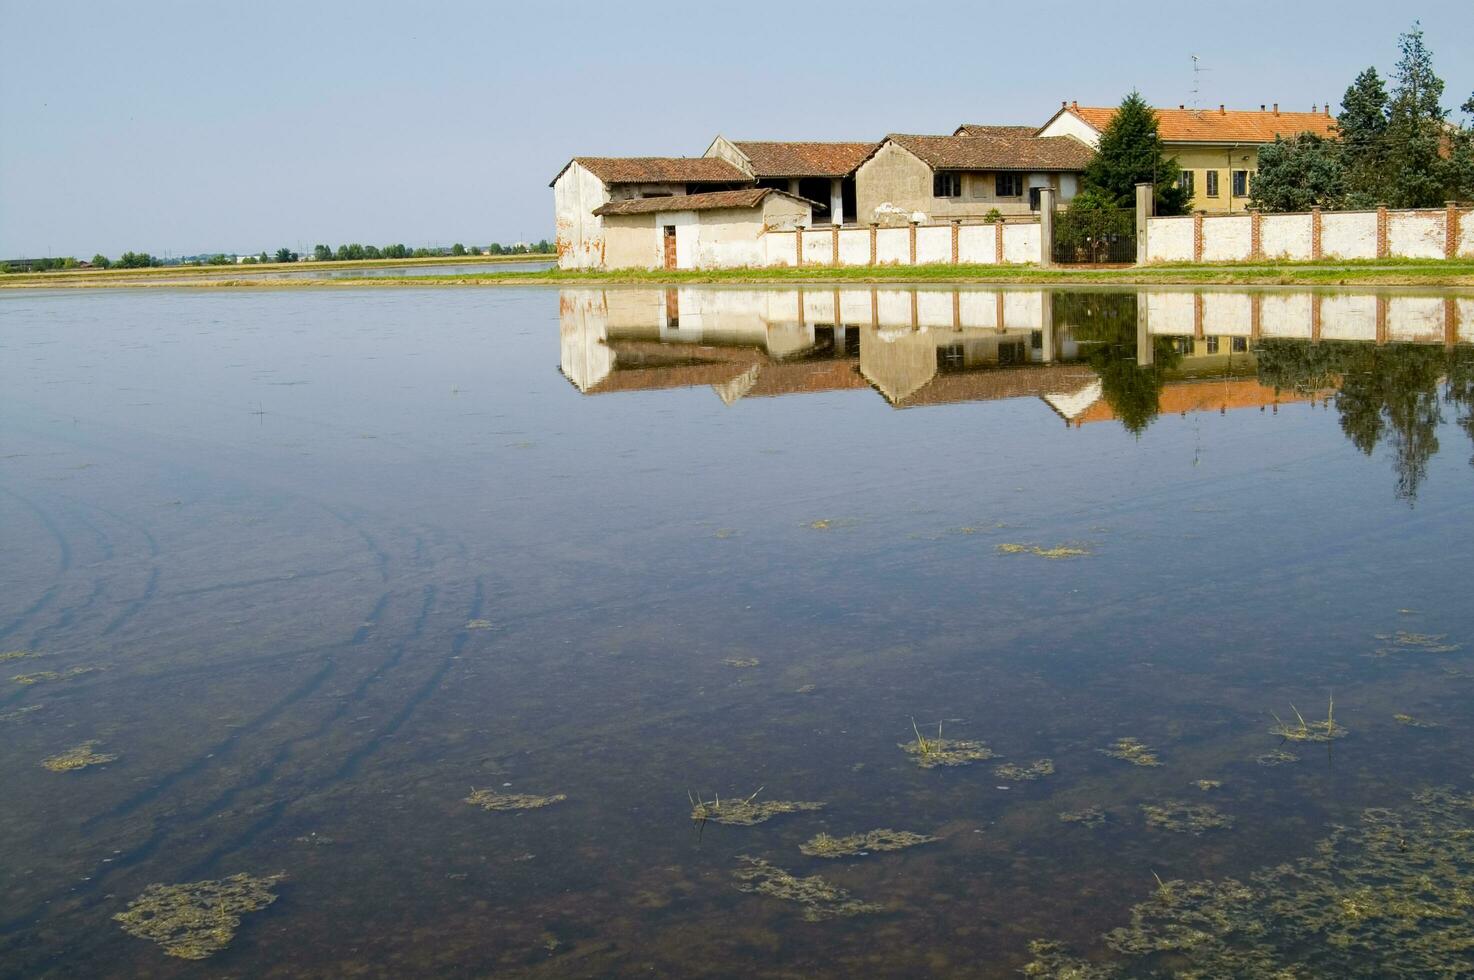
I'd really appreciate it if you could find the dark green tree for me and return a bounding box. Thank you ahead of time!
[313,244,332,261]
[1081,91,1189,215]
[1250,134,1346,212]
[1383,23,1448,208]
[1053,188,1134,260]
[1337,67,1390,206]
[1053,291,1180,435]
[451,242,466,256]
[90,253,111,269]
[274,248,296,263]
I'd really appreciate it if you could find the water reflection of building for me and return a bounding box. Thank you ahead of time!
[559,287,1472,420]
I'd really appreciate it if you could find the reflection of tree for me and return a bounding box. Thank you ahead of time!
[1255,339,1446,501]
[1444,346,1474,467]
[1053,292,1179,436]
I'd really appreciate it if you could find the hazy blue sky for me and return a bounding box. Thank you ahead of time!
[3,1,1471,258]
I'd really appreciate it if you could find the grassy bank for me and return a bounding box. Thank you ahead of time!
[4,257,1472,289]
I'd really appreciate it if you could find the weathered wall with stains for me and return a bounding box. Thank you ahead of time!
[762,220,1041,268]
[553,162,612,270]
[597,196,810,270]
[1144,206,1471,263]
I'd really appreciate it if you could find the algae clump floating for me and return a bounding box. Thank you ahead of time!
[1373,630,1461,656]
[465,788,566,811]
[40,740,118,772]
[994,759,1055,781]
[1140,801,1234,835]
[0,650,34,663]
[997,543,1091,560]
[114,873,283,960]
[1393,713,1438,728]
[721,657,760,669]
[1023,785,1474,978]
[11,665,99,685]
[1255,749,1299,767]
[1193,779,1223,791]
[1268,699,1347,742]
[1099,737,1162,767]
[1058,807,1108,829]
[731,856,884,921]
[900,719,996,769]
[798,829,938,858]
[689,789,823,826]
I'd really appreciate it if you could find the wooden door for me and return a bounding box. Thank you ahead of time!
[663,226,677,269]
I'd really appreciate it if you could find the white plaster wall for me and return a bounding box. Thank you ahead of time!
[839,290,872,323]
[1388,211,1446,259]
[553,163,612,269]
[1320,212,1377,259]
[1386,297,1446,342]
[1059,174,1078,202]
[957,225,996,264]
[1144,292,1195,335]
[1146,216,1194,262]
[655,211,700,269]
[1037,112,1101,147]
[1003,291,1043,330]
[917,290,953,327]
[1462,211,1474,258]
[876,227,910,265]
[803,290,836,324]
[558,289,613,389]
[801,228,832,266]
[1002,223,1040,264]
[765,230,796,267]
[1201,292,1252,335]
[916,225,952,264]
[876,289,913,324]
[1320,294,1376,340]
[1201,215,1253,262]
[958,290,1000,329]
[1260,214,1313,260]
[1259,294,1313,338]
[1460,298,1474,342]
[838,228,870,266]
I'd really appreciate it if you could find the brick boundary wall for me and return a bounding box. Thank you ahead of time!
[951,220,960,265]
[832,225,840,266]
[1449,203,1462,260]
[869,224,878,266]
[1376,205,1389,259]
[908,223,917,265]
[1192,213,1204,262]
[1249,209,1262,260]
[1311,207,1323,259]
[995,222,1004,263]
[795,229,803,268]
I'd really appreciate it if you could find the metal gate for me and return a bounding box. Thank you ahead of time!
[1051,207,1137,265]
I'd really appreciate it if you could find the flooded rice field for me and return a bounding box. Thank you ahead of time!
[4,284,1474,977]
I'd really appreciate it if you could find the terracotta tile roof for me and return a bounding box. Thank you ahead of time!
[552,156,750,187]
[885,133,1094,172]
[893,364,1098,407]
[953,125,1040,139]
[743,358,868,397]
[730,141,878,177]
[1069,378,1319,424]
[592,188,806,217]
[1063,105,1338,143]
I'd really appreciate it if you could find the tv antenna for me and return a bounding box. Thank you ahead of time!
[1190,54,1211,109]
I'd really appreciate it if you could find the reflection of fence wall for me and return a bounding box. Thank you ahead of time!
[1142,291,1474,345]
[760,220,1042,268]
[1145,203,1471,263]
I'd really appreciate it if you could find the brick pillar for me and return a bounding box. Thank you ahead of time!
[1376,295,1388,345]
[994,220,1004,263]
[869,223,878,266]
[951,220,960,265]
[952,289,961,330]
[1311,294,1322,342]
[1193,293,1205,340]
[995,292,1005,333]
[1192,212,1204,262]
[870,288,878,326]
[908,221,918,265]
[1448,202,1461,260]
[1445,297,1458,349]
[1251,293,1262,341]
[1249,208,1262,260]
[832,224,840,266]
[910,290,918,329]
[1376,205,1389,259]
[797,287,805,329]
[1311,207,1323,259]
[795,228,803,267]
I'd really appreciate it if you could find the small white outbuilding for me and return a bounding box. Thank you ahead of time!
[591,189,812,271]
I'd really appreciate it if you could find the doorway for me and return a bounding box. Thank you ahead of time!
[662,226,677,269]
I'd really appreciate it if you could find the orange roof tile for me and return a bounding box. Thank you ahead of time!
[1070,378,1320,425]
[1062,104,1338,144]
[731,141,878,178]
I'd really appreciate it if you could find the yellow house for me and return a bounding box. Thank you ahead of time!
[1034,102,1339,213]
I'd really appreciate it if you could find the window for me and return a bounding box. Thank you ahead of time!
[933,172,961,198]
[1176,338,1193,355]
[1205,170,1219,197]
[971,174,988,199]
[1232,337,1248,353]
[1207,336,1220,354]
[995,173,1023,197]
[937,344,965,371]
[998,341,1025,366]
[1232,170,1250,196]
[1178,170,1195,196]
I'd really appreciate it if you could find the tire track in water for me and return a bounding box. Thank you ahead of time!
[18,496,117,649]
[0,486,71,642]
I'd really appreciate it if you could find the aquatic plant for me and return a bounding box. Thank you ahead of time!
[40,740,117,772]
[997,543,1091,559]
[731,856,884,921]
[1099,737,1162,767]
[464,619,495,630]
[899,719,996,769]
[1255,749,1300,767]
[688,788,823,827]
[0,704,43,723]
[1268,697,1347,742]
[1058,807,1108,829]
[721,657,759,669]
[11,665,99,685]
[0,650,33,663]
[114,873,283,960]
[1372,630,1462,656]
[1393,713,1438,728]
[807,519,832,530]
[1193,779,1222,791]
[1140,801,1234,835]
[1025,784,1474,977]
[994,759,1056,781]
[798,829,938,858]
[465,788,566,811]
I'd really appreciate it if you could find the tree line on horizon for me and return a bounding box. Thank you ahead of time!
[4,241,555,273]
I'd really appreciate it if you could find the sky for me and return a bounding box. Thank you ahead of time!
[2,1,1472,259]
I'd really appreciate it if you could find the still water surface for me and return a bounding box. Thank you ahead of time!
[3,285,1474,977]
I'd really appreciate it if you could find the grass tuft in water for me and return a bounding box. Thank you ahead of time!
[799,829,939,858]
[900,718,996,769]
[688,788,823,826]
[731,856,884,920]
[1268,696,1347,742]
[114,873,283,960]
[465,788,567,811]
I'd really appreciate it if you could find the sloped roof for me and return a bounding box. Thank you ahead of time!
[884,132,1094,172]
[592,188,808,216]
[1069,377,1320,425]
[1058,104,1338,143]
[552,156,750,187]
[952,125,1040,139]
[731,141,878,177]
[894,364,1098,408]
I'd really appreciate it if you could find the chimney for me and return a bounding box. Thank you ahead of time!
[1325,103,1331,116]
[1061,100,1067,108]
[1260,104,1266,111]
[1071,100,1078,110]
[1311,103,1318,113]
[1218,104,1226,115]
[1273,102,1279,115]
[1178,104,1185,110]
